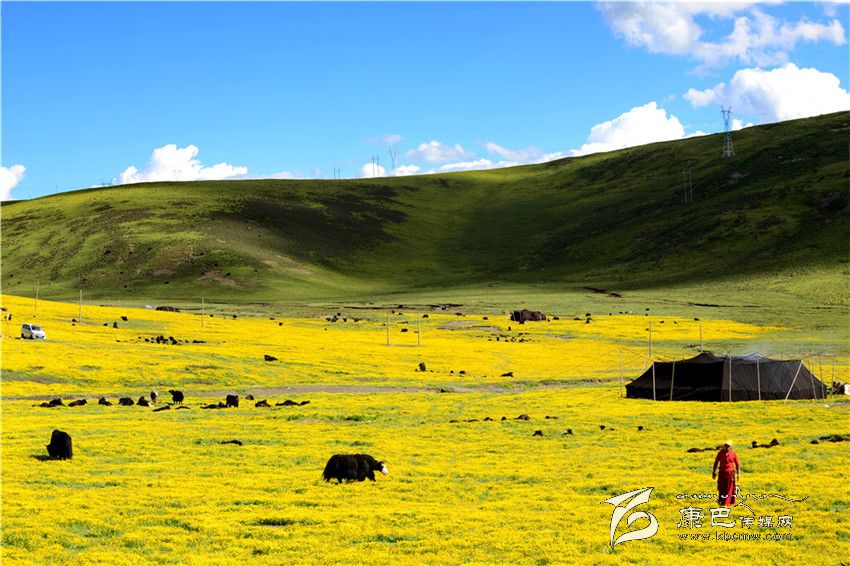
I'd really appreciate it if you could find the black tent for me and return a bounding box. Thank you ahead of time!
[626,352,827,401]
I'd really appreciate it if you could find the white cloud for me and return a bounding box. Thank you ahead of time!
[0,164,25,200]
[266,171,298,180]
[364,133,403,145]
[600,2,846,70]
[358,162,387,178]
[482,142,543,162]
[405,140,473,163]
[570,102,686,156]
[438,158,494,172]
[394,164,421,176]
[731,118,753,131]
[823,1,850,18]
[684,63,850,121]
[117,144,248,185]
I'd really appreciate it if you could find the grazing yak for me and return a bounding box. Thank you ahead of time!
[46,430,73,460]
[322,454,388,483]
[137,397,151,407]
[150,390,158,405]
[118,397,135,406]
[225,394,239,408]
[168,390,184,404]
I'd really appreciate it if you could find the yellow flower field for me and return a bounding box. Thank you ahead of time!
[1,295,848,564]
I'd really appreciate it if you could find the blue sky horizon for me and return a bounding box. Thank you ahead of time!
[2,1,849,200]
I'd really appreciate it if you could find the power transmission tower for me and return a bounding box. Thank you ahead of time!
[387,145,399,176]
[332,167,341,180]
[721,106,735,158]
[371,155,381,177]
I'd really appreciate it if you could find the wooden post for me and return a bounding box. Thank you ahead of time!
[809,356,818,400]
[832,354,836,388]
[649,320,653,359]
[756,356,761,401]
[651,361,657,401]
[669,360,676,401]
[783,360,805,402]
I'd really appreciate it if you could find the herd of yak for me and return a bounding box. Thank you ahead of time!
[37,389,385,483]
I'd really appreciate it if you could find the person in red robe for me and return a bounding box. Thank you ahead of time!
[712,440,741,506]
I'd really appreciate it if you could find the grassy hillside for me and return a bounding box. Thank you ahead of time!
[2,112,848,306]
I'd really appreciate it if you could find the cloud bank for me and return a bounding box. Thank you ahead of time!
[685,63,850,121]
[117,144,248,185]
[0,164,26,201]
[570,102,687,156]
[600,2,846,70]
[405,140,473,163]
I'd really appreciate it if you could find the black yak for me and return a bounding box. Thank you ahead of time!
[150,390,158,405]
[322,454,388,483]
[137,397,151,407]
[225,394,239,408]
[68,399,87,407]
[118,397,134,406]
[168,390,184,404]
[46,430,73,460]
[98,397,112,406]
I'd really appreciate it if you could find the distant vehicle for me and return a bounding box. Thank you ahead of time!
[21,324,46,340]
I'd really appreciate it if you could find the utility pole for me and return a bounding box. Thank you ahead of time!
[721,106,735,158]
[682,167,693,203]
[387,144,399,177]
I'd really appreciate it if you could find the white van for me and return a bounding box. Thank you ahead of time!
[21,324,46,340]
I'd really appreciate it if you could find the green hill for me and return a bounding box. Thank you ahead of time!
[2,112,848,306]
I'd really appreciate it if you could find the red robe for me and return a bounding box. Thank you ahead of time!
[714,449,739,506]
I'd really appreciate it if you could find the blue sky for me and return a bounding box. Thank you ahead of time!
[2,1,849,200]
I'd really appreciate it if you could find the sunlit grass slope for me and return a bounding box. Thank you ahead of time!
[2,112,848,305]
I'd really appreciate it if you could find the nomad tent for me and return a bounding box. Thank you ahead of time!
[626,352,827,401]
